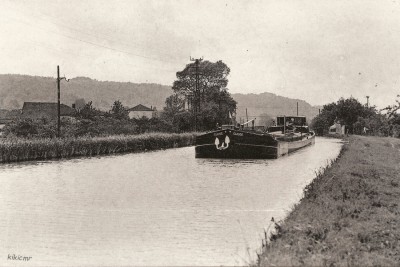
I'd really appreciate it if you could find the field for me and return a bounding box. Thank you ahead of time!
[0,132,198,163]
[258,135,400,266]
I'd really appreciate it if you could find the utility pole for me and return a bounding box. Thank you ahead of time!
[284,115,286,135]
[56,65,69,138]
[190,57,203,131]
[297,102,299,116]
[57,66,61,138]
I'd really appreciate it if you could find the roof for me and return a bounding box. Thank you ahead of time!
[127,104,153,112]
[22,102,75,117]
[276,116,306,118]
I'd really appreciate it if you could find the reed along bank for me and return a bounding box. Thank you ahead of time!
[0,132,198,163]
[259,135,400,266]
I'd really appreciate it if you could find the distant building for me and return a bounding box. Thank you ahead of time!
[329,122,346,134]
[21,102,75,120]
[127,104,155,119]
[0,123,6,136]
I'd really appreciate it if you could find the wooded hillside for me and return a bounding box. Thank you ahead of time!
[0,74,173,111]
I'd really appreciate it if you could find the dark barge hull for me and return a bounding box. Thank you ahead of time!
[195,129,315,159]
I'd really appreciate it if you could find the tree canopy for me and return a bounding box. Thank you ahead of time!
[172,60,230,97]
[311,96,400,137]
[164,59,237,131]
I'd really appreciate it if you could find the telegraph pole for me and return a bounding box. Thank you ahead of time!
[57,66,61,138]
[56,66,69,138]
[297,102,299,116]
[190,57,203,131]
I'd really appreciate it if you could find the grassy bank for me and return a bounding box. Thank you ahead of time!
[259,135,400,266]
[0,132,198,163]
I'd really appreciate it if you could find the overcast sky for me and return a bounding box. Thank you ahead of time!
[1,0,400,108]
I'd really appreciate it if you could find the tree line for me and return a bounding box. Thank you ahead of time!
[3,100,170,138]
[310,96,400,137]
[2,60,237,138]
[4,58,398,139]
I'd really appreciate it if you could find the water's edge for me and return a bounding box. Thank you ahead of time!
[0,132,198,163]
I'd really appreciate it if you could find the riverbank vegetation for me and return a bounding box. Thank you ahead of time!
[2,100,176,138]
[258,135,400,266]
[0,132,197,163]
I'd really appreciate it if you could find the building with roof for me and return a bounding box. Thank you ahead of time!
[329,122,346,135]
[127,104,155,119]
[21,102,75,120]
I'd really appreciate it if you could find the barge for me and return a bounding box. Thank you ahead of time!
[195,116,315,159]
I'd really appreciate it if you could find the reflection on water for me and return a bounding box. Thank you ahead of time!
[0,137,342,266]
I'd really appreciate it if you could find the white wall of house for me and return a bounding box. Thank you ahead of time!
[0,124,5,136]
[128,110,153,119]
[329,123,345,134]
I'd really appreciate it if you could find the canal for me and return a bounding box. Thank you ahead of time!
[0,137,342,266]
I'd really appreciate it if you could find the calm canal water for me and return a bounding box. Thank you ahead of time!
[0,137,342,266]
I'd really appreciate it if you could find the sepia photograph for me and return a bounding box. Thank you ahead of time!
[0,0,399,266]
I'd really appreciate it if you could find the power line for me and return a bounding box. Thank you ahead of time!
[2,14,183,65]
[24,7,182,63]
[19,37,177,73]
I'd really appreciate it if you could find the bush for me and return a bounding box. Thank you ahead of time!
[3,116,177,139]
[3,119,56,138]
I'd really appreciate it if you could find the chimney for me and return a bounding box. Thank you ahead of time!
[72,104,76,109]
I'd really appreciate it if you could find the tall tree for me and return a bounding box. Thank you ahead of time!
[171,59,236,130]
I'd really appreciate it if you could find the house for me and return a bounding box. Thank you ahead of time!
[127,104,155,119]
[329,122,346,134]
[21,102,75,120]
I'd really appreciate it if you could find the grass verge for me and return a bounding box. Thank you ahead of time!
[258,135,400,266]
[0,132,198,163]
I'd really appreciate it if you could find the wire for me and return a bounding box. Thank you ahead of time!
[20,37,178,74]
[25,7,182,63]
[2,13,184,66]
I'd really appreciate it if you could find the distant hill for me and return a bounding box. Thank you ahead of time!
[0,74,173,111]
[232,92,321,126]
[0,74,320,125]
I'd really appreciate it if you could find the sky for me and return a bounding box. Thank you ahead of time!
[1,0,400,109]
